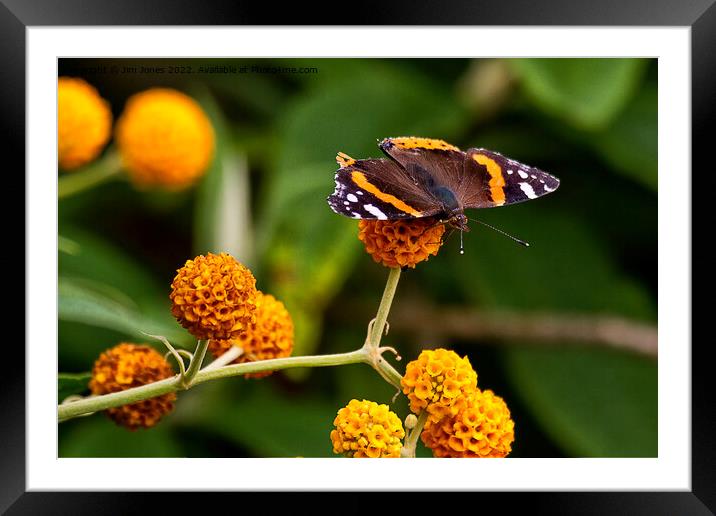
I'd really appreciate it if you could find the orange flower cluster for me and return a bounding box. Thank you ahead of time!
[421,388,515,458]
[358,218,445,269]
[208,292,294,379]
[57,78,214,190]
[57,77,112,170]
[89,343,176,430]
[170,253,258,341]
[115,88,215,189]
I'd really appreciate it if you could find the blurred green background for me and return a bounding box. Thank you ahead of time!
[58,58,657,458]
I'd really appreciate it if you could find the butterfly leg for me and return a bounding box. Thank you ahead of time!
[415,216,450,245]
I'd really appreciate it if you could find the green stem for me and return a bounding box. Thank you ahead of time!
[194,349,367,385]
[401,410,429,458]
[58,349,369,422]
[368,267,401,348]
[367,350,403,390]
[59,375,180,422]
[58,265,407,423]
[361,267,404,389]
[181,339,208,388]
[58,150,123,199]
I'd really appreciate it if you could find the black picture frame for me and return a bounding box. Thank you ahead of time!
[7,0,713,512]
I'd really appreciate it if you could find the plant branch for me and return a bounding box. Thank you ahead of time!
[58,267,410,423]
[58,375,179,422]
[361,267,405,390]
[58,150,124,199]
[367,267,401,348]
[58,348,369,422]
[194,349,367,385]
[201,345,243,372]
[366,349,404,390]
[181,339,209,388]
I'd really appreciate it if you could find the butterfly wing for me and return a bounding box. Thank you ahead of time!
[462,148,560,209]
[378,137,467,194]
[327,155,442,220]
[328,140,560,220]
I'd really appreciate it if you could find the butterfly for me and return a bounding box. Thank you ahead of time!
[327,137,560,242]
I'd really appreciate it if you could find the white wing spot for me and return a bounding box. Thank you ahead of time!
[507,169,514,175]
[356,191,364,195]
[344,201,350,205]
[518,170,529,179]
[544,184,555,193]
[351,212,362,219]
[531,174,537,179]
[364,204,387,219]
[519,182,538,199]
[347,193,358,203]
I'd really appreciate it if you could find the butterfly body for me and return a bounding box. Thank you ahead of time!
[327,137,559,233]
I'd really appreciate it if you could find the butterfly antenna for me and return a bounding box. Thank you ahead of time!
[460,229,465,255]
[467,217,530,247]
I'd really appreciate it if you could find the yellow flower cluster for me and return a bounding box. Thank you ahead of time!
[208,292,294,379]
[57,77,112,170]
[89,343,176,430]
[401,348,477,426]
[358,219,445,269]
[421,388,515,458]
[330,399,405,458]
[115,88,215,189]
[170,253,258,340]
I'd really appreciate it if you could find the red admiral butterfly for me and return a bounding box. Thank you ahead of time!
[327,137,559,236]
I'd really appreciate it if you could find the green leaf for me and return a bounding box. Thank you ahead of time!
[511,58,648,130]
[177,384,337,457]
[59,321,128,371]
[59,416,183,457]
[197,58,290,119]
[58,276,191,347]
[451,208,654,318]
[276,66,467,170]
[58,372,92,401]
[58,226,175,319]
[505,347,656,457]
[58,228,192,349]
[58,235,81,255]
[591,83,657,190]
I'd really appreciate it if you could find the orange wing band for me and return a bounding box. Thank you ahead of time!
[384,137,460,152]
[472,154,506,206]
[351,171,423,217]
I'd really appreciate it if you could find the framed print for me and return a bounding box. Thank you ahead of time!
[5,0,714,512]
